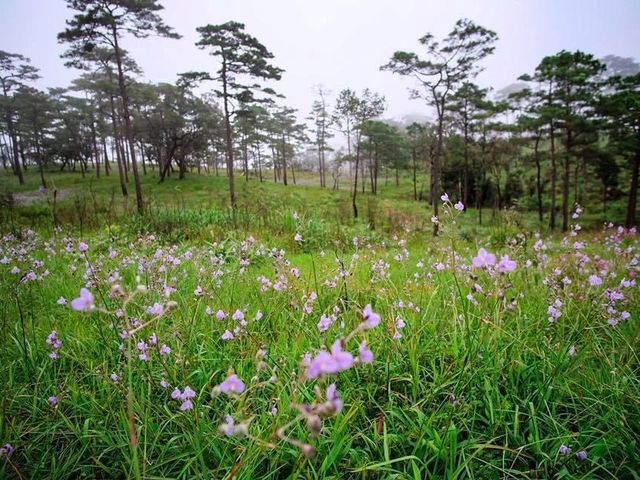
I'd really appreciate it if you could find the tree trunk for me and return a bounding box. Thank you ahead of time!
[626,146,640,227]
[562,128,571,232]
[549,119,557,230]
[534,135,543,224]
[113,24,143,214]
[352,136,360,218]
[109,96,128,196]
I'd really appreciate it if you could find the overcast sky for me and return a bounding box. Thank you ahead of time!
[2,0,639,123]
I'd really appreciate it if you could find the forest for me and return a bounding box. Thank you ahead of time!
[1,1,639,479]
[1,2,638,230]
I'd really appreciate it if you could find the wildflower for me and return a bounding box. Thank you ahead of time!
[57,297,67,305]
[160,379,169,389]
[358,340,374,364]
[194,286,203,296]
[219,415,237,436]
[317,314,333,332]
[146,303,164,316]
[0,444,14,458]
[159,344,171,356]
[568,345,577,357]
[330,340,354,371]
[232,309,245,322]
[472,248,496,269]
[441,193,449,202]
[294,233,303,242]
[71,288,95,312]
[110,373,120,383]
[216,310,227,321]
[78,242,89,253]
[588,275,602,287]
[219,374,245,395]
[559,444,571,455]
[326,384,343,413]
[576,450,587,461]
[307,351,339,379]
[48,396,59,407]
[454,201,464,211]
[431,216,439,224]
[221,330,234,341]
[362,304,381,329]
[180,400,193,411]
[496,255,517,274]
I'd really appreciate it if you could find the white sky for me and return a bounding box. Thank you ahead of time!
[1,0,639,124]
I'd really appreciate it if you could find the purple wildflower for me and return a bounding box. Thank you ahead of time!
[71,288,95,312]
[219,374,245,395]
[472,248,496,269]
[326,384,343,413]
[358,340,374,364]
[362,304,381,329]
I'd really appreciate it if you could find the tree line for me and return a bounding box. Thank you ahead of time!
[1,1,638,230]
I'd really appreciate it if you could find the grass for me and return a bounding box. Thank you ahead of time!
[0,168,638,479]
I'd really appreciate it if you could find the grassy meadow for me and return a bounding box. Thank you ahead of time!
[0,169,639,479]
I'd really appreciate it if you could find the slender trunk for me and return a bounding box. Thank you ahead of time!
[562,128,571,232]
[412,147,417,201]
[113,24,143,214]
[626,145,640,227]
[91,116,100,179]
[35,131,46,189]
[102,137,110,176]
[109,95,128,196]
[549,120,557,230]
[221,59,237,210]
[352,135,360,218]
[432,104,444,235]
[281,134,288,186]
[463,112,469,208]
[534,135,543,224]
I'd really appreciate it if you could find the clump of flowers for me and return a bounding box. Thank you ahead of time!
[46,330,63,360]
[171,386,196,411]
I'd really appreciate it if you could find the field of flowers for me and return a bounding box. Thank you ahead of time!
[0,200,638,479]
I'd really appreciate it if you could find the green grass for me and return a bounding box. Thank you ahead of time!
[0,169,638,479]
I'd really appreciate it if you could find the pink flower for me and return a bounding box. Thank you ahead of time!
[588,275,602,286]
[221,330,234,341]
[146,303,164,316]
[307,351,339,379]
[326,384,343,413]
[71,288,95,312]
[496,255,517,273]
[358,340,374,364]
[219,374,245,395]
[362,304,381,329]
[472,248,496,268]
[330,340,354,371]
